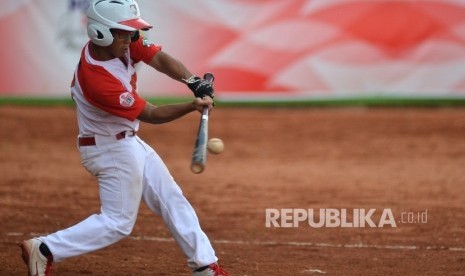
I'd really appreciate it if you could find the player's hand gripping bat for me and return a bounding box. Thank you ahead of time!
[190,73,214,174]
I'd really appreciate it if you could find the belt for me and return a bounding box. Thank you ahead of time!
[78,131,137,147]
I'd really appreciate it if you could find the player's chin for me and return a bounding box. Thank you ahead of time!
[112,48,128,58]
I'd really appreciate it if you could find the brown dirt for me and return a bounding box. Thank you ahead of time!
[1,105,465,275]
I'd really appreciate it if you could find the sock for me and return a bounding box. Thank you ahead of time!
[194,265,209,272]
[39,242,52,257]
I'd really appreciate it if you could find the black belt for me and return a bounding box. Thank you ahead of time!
[78,131,137,147]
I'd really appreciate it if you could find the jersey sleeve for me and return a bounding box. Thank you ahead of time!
[130,36,162,64]
[77,62,146,121]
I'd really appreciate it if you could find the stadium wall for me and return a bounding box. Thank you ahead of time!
[1,0,465,100]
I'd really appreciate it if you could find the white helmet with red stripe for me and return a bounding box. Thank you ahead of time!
[87,0,152,47]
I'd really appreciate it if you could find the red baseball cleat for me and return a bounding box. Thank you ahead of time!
[193,263,229,276]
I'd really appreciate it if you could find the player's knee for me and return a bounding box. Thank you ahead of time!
[102,215,136,238]
[113,220,136,237]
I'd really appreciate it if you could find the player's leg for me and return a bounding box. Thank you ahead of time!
[38,139,145,262]
[138,138,218,270]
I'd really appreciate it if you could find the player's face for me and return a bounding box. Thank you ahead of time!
[110,29,136,58]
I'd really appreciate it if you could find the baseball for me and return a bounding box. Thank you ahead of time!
[207,138,224,154]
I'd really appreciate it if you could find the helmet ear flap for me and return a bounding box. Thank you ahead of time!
[87,22,114,47]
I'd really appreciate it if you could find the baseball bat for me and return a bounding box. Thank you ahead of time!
[190,73,214,174]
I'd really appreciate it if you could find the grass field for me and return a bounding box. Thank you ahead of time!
[1,96,465,108]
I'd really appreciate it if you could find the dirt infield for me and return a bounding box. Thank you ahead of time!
[1,105,465,275]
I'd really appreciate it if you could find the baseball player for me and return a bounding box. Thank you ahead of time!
[19,1,228,275]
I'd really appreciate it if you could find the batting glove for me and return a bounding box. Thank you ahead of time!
[184,75,214,99]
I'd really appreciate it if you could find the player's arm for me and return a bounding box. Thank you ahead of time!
[137,97,213,125]
[148,51,215,100]
[148,51,193,82]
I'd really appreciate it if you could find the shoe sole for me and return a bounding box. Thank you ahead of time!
[19,241,32,276]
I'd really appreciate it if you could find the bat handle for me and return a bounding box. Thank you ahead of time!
[202,72,214,116]
[202,106,209,120]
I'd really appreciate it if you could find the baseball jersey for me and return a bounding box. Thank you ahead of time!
[71,37,161,136]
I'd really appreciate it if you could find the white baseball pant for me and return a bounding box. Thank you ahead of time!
[39,135,217,269]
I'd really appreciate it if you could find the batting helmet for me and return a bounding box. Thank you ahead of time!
[86,0,152,47]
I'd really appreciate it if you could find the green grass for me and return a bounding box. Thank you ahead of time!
[1,96,465,107]
[217,97,465,108]
[0,97,190,106]
[0,97,76,106]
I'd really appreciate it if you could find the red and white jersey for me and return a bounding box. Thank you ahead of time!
[71,37,161,136]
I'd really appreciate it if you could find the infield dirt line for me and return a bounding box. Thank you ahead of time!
[130,235,465,252]
[7,232,465,252]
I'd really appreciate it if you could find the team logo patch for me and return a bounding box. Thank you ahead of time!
[119,92,135,108]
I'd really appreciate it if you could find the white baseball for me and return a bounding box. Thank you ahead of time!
[207,138,224,154]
